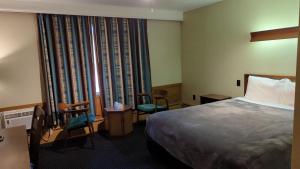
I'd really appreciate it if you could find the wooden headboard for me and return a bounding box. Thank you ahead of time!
[244,74,296,95]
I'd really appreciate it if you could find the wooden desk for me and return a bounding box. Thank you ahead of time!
[0,126,30,169]
[105,106,133,137]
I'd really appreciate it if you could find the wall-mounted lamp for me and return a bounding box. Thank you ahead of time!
[250,26,299,42]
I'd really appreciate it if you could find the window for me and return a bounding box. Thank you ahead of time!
[91,25,100,95]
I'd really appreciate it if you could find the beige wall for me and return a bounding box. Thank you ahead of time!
[148,20,182,87]
[0,12,42,108]
[182,0,299,101]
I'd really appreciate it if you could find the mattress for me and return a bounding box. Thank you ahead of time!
[145,98,293,169]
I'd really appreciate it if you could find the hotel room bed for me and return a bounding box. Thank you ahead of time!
[145,75,295,169]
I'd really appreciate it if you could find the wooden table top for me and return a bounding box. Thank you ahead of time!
[0,126,30,169]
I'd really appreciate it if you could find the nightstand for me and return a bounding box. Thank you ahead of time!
[182,100,200,107]
[200,94,231,104]
[104,105,133,137]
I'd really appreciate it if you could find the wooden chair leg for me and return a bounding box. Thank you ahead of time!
[87,124,95,147]
[136,110,139,122]
[90,124,95,136]
[88,123,95,136]
[62,128,69,148]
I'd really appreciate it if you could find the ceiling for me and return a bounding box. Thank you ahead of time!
[0,0,221,20]
[40,0,221,11]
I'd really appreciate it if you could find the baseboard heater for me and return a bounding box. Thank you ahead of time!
[0,107,34,129]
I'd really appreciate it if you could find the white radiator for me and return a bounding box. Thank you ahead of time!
[0,107,34,129]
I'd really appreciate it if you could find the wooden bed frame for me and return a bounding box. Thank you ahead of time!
[244,74,296,95]
[146,133,192,169]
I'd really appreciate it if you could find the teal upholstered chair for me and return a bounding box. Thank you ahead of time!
[136,91,169,121]
[58,101,95,147]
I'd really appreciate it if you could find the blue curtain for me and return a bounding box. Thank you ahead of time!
[93,17,152,108]
[38,14,96,126]
[38,14,152,125]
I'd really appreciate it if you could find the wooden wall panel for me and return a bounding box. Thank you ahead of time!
[152,83,182,109]
[0,103,43,112]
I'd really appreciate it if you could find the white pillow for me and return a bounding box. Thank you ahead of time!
[275,79,295,107]
[245,76,279,104]
[245,76,295,107]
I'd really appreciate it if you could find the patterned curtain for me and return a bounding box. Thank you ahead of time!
[93,17,152,108]
[38,14,96,126]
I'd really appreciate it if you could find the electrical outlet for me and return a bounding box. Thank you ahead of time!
[193,95,196,100]
[237,80,241,87]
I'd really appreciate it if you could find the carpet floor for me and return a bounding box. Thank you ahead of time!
[39,122,179,169]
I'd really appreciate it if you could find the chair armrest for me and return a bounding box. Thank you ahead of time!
[137,93,152,104]
[68,101,89,108]
[61,108,89,115]
[137,93,150,97]
[153,94,166,99]
[154,95,169,111]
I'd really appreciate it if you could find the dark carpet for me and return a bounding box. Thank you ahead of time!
[39,122,180,169]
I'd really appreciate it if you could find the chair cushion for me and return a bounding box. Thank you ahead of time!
[67,114,95,130]
[137,104,168,113]
[79,113,95,122]
[67,117,86,130]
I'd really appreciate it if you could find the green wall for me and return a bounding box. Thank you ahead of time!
[182,0,299,101]
[148,20,182,87]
